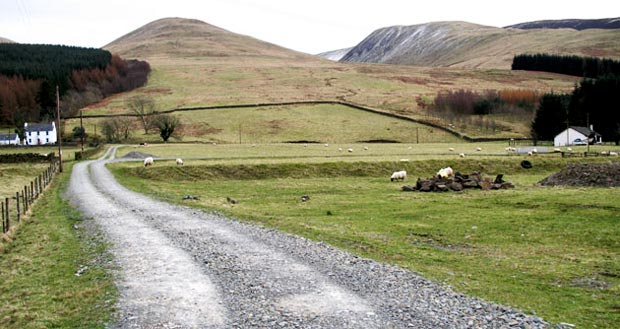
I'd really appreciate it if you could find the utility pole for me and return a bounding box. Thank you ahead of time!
[80,110,84,152]
[56,85,63,173]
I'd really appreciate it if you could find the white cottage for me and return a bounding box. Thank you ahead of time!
[0,133,20,145]
[554,126,602,147]
[24,122,57,145]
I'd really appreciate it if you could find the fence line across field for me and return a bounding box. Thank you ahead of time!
[2,160,59,234]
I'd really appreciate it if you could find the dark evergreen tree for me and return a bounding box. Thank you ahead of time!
[531,93,570,142]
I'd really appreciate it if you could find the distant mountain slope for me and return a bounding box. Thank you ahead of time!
[505,17,620,30]
[340,21,620,69]
[317,48,353,61]
[0,37,14,43]
[104,17,317,61]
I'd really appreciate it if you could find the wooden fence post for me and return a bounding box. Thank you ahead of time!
[39,175,43,192]
[1,201,5,233]
[16,192,20,222]
[4,198,9,233]
[23,186,28,213]
[30,181,34,201]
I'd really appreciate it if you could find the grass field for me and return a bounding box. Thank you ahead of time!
[108,145,620,328]
[0,163,116,328]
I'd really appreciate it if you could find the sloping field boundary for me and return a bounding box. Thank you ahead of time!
[67,100,527,142]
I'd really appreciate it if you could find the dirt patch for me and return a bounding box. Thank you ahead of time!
[120,151,158,159]
[538,162,620,187]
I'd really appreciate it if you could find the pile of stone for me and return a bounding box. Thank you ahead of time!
[402,172,515,192]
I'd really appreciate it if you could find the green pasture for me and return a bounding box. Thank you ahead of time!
[109,151,620,328]
[65,103,465,144]
[0,163,116,327]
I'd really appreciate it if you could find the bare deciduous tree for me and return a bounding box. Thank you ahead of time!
[127,95,156,134]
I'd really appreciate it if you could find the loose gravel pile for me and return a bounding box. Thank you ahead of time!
[538,161,620,187]
[67,147,550,328]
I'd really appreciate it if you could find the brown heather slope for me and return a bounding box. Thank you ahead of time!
[341,21,620,69]
[98,17,579,139]
[104,17,315,61]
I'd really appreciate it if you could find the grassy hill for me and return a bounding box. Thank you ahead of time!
[88,17,580,141]
[340,21,620,69]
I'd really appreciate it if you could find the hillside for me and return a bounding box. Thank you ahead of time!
[88,17,579,140]
[104,17,316,61]
[505,17,620,30]
[317,47,353,61]
[340,21,620,69]
[0,37,14,43]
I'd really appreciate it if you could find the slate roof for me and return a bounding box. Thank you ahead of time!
[570,126,601,137]
[0,133,19,141]
[25,123,55,133]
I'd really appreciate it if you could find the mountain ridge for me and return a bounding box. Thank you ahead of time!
[505,17,620,30]
[104,17,319,62]
[339,21,620,69]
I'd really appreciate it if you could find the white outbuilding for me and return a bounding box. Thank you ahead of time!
[0,133,20,145]
[554,126,602,147]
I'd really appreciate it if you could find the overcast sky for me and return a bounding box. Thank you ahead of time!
[1,0,618,54]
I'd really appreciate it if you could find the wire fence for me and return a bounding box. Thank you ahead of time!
[2,159,59,234]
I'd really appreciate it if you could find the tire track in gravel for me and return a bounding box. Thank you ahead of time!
[67,146,549,328]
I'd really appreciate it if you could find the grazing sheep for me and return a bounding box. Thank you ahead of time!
[176,158,184,165]
[144,157,154,167]
[436,166,454,179]
[532,148,538,154]
[363,146,369,150]
[476,147,482,152]
[553,148,562,152]
[347,148,353,152]
[610,151,619,157]
[449,147,455,152]
[324,143,329,147]
[567,147,573,152]
[459,153,465,158]
[528,151,533,156]
[390,170,407,182]
[338,148,343,152]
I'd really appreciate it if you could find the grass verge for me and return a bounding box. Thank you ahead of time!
[109,158,620,328]
[0,163,116,328]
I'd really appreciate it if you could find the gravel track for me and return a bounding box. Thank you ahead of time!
[66,146,548,328]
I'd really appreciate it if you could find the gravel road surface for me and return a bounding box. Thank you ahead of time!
[66,147,548,328]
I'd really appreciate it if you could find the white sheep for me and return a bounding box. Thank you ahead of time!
[144,157,154,167]
[459,153,465,158]
[436,166,454,179]
[390,170,407,182]
[567,147,573,152]
[347,148,353,152]
[176,158,184,165]
[532,148,538,154]
[610,151,619,157]
[553,148,562,153]
[449,147,455,152]
[476,147,482,152]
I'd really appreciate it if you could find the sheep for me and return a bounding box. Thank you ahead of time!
[176,158,184,165]
[338,147,343,152]
[531,148,538,154]
[347,148,353,153]
[528,151,533,156]
[363,146,369,150]
[610,151,619,157]
[390,170,407,182]
[436,166,454,179]
[449,147,455,152]
[459,153,465,158]
[324,143,329,147]
[553,148,562,152]
[567,147,573,152]
[476,147,482,152]
[144,157,154,167]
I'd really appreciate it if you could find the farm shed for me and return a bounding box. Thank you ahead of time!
[0,133,20,145]
[24,122,57,145]
[554,126,602,147]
